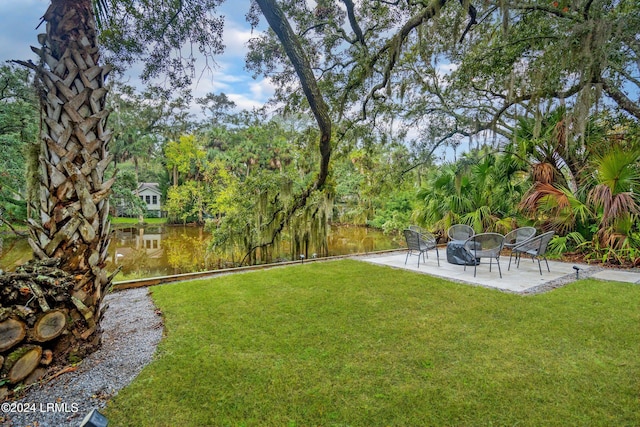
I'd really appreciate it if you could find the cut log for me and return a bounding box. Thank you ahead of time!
[32,310,67,342]
[24,367,47,386]
[5,345,42,384]
[0,318,27,352]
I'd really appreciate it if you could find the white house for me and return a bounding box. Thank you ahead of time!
[136,182,163,218]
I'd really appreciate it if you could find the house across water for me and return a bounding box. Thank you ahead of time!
[136,182,162,218]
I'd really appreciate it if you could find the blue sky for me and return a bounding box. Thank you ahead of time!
[0,0,274,114]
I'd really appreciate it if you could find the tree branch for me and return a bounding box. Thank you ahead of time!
[342,0,366,46]
[357,0,450,117]
[601,79,640,120]
[458,0,478,42]
[256,0,331,188]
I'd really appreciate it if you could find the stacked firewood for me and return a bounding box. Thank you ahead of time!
[0,259,105,394]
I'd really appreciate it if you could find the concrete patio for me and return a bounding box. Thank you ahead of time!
[361,250,640,293]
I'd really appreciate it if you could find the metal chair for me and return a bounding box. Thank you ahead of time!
[403,229,440,268]
[447,224,474,241]
[409,225,426,235]
[463,233,505,278]
[508,231,555,275]
[504,227,537,269]
[504,227,537,249]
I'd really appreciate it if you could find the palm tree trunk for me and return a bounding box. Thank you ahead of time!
[4,0,115,385]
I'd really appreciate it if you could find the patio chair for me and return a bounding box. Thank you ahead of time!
[508,231,555,275]
[409,225,426,234]
[463,232,505,278]
[403,229,440,268]
[447,224,474,241]
[504,226,537,268]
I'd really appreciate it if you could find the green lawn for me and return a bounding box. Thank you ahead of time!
[109,217,167,225]
[104,260,640,426]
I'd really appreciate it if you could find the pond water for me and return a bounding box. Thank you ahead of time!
[0,224,403,281]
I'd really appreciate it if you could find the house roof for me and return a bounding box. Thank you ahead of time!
[137,182,162,195]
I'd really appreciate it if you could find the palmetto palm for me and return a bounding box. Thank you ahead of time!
[513,108,605,233]
[588,147,640,249]
[8,0,115,369]
[414,149,527,235]
[520,183,592,236]
[509,107,611,195]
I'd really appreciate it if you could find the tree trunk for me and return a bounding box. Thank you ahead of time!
[237,0,333,265]
[4,0,115,391]
[255,0,331,188]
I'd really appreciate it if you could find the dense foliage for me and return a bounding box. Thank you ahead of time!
[0,65,38,226]
[414,111,640,265]
[4,0,639,267]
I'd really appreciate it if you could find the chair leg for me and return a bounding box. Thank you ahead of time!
[544,256,550,272]
[497,257,502,278]
[473,250,477,277]
[507,251,520,270]
[537,257,542,275]
[435,247,440,266]
[405,250,410,265]
[489,257,492,272]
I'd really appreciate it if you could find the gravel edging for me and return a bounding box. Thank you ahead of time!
[2,287,163,427]
[520,265,604,294]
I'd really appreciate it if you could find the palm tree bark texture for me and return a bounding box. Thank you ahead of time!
[2,0,115,389]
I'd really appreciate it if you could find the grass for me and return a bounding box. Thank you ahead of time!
[109,217,167,225]
[104,259,640,426]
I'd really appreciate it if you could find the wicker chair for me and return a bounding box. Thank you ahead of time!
[504,227,537,249]
[403,229,440,267]
[504,227,537,269]
[447,224,474,241]
[463,233,505,278]
[409,225,426,235]
[508,231,555,275]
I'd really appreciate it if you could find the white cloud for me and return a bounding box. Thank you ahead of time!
[223,26,254,57]
[249,79,276,100]
[1,0,277,116]
[192,64,274,112]
[194,66,243,94]
[227,93,267,111]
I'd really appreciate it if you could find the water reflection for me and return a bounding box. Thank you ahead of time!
[1,225,402,280]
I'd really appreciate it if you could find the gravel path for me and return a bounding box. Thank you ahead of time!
[2,287,163,427]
